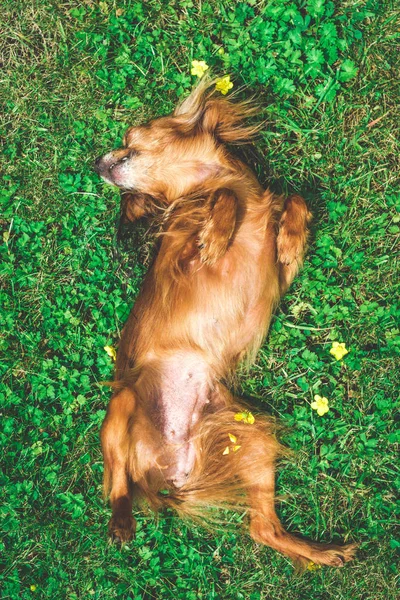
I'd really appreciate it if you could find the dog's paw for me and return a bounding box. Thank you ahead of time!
[198,230,231,266]
[308,542,358,568]
[276,194,311,266]
[276,231,304,266]
[108,513,136,544]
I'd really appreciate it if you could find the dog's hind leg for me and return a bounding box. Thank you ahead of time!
[245,466,356,568]
[277,194,312,293]
[100,388,136,542]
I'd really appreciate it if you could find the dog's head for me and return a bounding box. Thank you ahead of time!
[94,77,259,202]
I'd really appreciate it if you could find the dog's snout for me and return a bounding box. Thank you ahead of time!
[93,156,103,173]
[94,154,130,176]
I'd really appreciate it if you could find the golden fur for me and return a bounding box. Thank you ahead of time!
[96,78,356,568]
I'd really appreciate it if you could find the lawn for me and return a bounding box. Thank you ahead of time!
[0,1,399,598]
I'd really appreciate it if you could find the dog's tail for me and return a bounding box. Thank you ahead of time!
[138,403,356,569]
[277,194,312,293]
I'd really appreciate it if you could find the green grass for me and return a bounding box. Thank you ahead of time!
[0,1,399,598]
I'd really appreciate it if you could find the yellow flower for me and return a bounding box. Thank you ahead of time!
[311,395,329,416]
[215,75,233,95]
[30,585,37,592]
[330,342,349,361]
[104,345,117,361]
[223,433,241,454]
[234,411,255,424]
[191,60,209,78]
[222,444,241,455]
[307,561,321,571]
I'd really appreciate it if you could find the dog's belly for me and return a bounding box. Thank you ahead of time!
[156,354,211,487]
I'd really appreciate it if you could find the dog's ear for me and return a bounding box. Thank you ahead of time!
[197,188,237,265]
[174,77,259,143]
[201,99,259,144]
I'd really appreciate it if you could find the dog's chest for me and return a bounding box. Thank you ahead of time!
[157,354,211,442]
[154,354,211,487]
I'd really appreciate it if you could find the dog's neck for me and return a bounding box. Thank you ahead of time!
[158,154,262,207]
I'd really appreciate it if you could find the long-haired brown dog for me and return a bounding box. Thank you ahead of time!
[95,78,356,568]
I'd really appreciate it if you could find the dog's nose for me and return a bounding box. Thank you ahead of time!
[93,156,103,173]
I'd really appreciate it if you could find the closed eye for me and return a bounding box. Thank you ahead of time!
[120,149,140,162]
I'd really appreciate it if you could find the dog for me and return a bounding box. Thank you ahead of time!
[94,78,356,568]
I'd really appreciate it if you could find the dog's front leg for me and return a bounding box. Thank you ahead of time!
[100,388,136,543]
[117,191,160,240]
[277,194,312,293]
